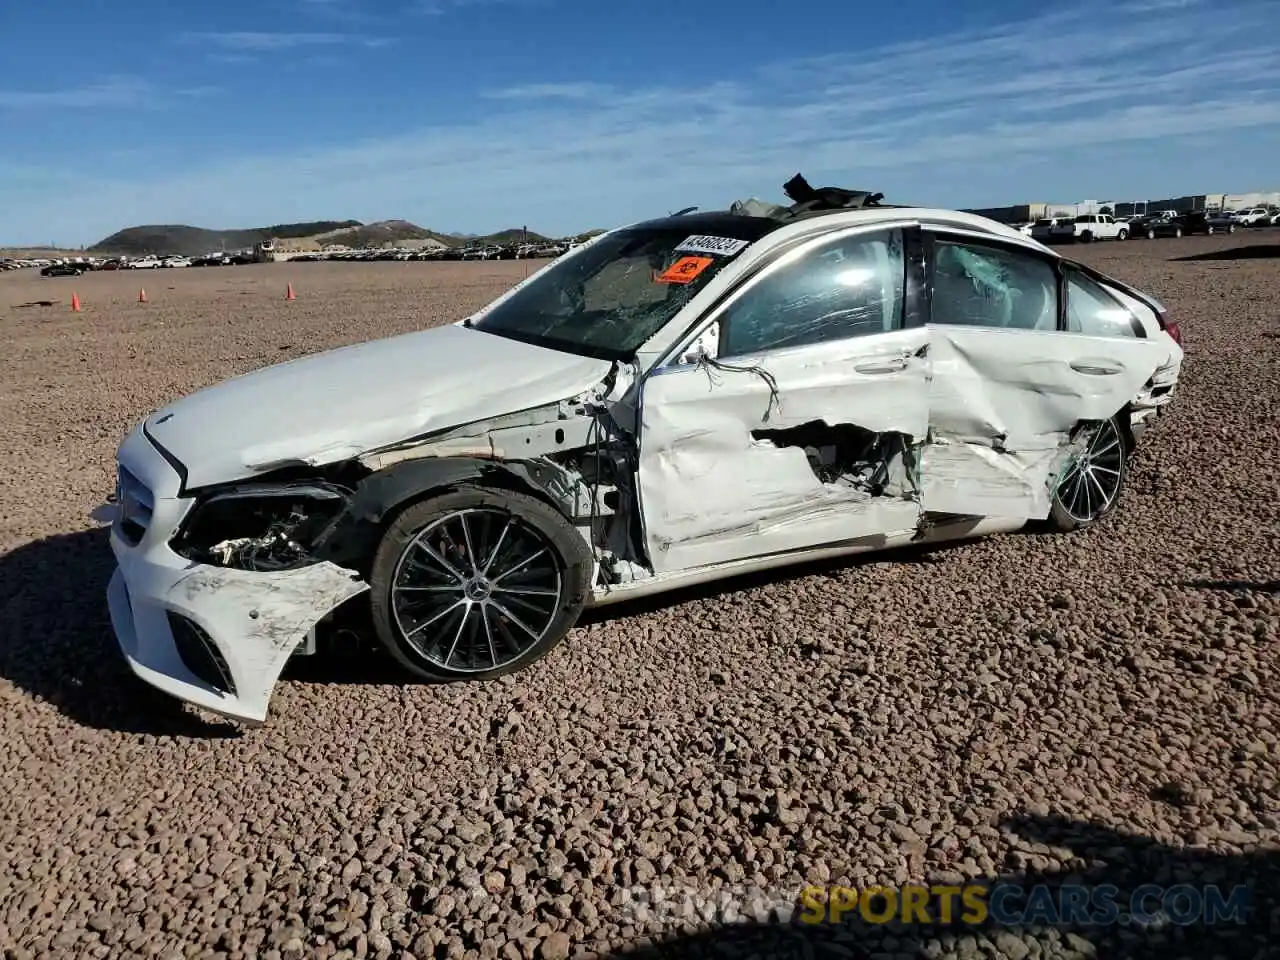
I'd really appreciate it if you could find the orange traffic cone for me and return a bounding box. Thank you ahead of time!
[71,292,82,312]
[286,283,296,301]
[138,287,148,303]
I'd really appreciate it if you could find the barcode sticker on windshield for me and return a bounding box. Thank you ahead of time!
[675,235,750,257]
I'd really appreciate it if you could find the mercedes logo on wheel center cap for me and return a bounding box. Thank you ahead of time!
[463,578,492,601]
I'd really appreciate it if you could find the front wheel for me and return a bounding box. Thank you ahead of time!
[1174,226,1183,238]
[1228,224,1237,234]
[369,486,593,681]
[1048,416,1128,532]
[1146,228,1156,239]
[1207,225,1215,235]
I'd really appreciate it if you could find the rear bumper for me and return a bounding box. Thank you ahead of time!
[1129,352,1181,442]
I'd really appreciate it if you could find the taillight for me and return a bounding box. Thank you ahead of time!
[1160,313,1182,347]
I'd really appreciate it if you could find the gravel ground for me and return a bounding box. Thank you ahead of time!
[1,235,1277,960]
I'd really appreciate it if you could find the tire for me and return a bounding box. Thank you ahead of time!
[1174,227,1183,238]
[1116,229,1128,241]
[1080,231,1093,243]
[369,486,592,681]
[1228,224,1236,234]
[1047,415,1128,532]
[1146,228,1156,240]
[1207,225,1215,235]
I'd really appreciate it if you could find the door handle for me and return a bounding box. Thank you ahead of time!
[1069,360,1123,375]
[855,358,909,374]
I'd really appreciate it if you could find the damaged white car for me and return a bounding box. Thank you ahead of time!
[106,174,1184,723]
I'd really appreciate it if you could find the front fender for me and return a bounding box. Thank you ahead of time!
[309,457,568,570]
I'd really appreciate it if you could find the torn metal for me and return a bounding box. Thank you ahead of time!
[108,559,368,723]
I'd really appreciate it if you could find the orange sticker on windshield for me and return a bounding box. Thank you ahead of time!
[656,255,714,284]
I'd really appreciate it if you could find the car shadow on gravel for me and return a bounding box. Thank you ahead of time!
[1182,578,1280,595]
[1170,244,1280,261]
[606,813,1277,960]
[0,527,241,738]
[578,538,985,626]
[286,540,992,685]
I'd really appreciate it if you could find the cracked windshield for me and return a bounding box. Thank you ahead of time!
[469,223,775,360]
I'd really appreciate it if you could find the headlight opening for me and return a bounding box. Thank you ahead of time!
[171,483,349,571]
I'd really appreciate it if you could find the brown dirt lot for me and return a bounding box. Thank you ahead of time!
[1,236,1278,959]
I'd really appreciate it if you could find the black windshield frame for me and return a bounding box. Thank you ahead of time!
[468,214,782,362]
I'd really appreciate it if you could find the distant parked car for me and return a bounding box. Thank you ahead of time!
[129,256,162,269]
[1171,211,1230,236]
[1050,213,1129,243]
[162,256,191,268]
[1236,207,1271,226]
[41,262,88,277]
[1130,214,1184,239]
[1029,217,1068,241]
[1205,210,1242,232]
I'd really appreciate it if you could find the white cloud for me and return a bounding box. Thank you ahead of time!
[9,0,1280,242]
[294,0,388,24]
[412,0,551,14]
[482,82,614,101]
[0,77,152,109]
[186,31,390,51]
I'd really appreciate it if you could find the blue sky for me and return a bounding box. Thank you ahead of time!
[3,0,1279,245]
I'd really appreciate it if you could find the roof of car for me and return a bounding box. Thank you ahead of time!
[613,172,1061,259]
[626,210,788,239]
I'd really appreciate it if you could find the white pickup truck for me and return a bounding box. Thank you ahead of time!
[1049,213,1129,243]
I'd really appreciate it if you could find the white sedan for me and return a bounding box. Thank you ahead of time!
[104,179,1184,723]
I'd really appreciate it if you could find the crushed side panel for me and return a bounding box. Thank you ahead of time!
[637,329,931,574]
[921,326,1170,518]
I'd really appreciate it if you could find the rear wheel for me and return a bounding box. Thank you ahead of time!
[1146,228,1156,239]
[1048,416,1127,532]
[1228,223,1237,234]
[369,487,592,681]
[1117,228,1128,241]
[1207,225,1215,235]
[1174,226,1183,238]
[1080,231,1094,243]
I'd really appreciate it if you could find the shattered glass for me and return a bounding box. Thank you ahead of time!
[932,241,1057,331]
[470,223,772,361]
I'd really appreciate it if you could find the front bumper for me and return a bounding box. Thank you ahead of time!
[106,424,369,723]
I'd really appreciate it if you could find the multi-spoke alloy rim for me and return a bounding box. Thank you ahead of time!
[390,508,563,672]
[1056,419,1124,523]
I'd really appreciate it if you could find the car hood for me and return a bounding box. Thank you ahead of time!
[144,323,613,489]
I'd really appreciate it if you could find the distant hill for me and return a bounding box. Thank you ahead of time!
[90,219,566,257]
[90,220,363,257]
[473,227,550,245]
[311,220,457,250]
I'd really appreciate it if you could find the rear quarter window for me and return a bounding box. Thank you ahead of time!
[1065,272,1141,338]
